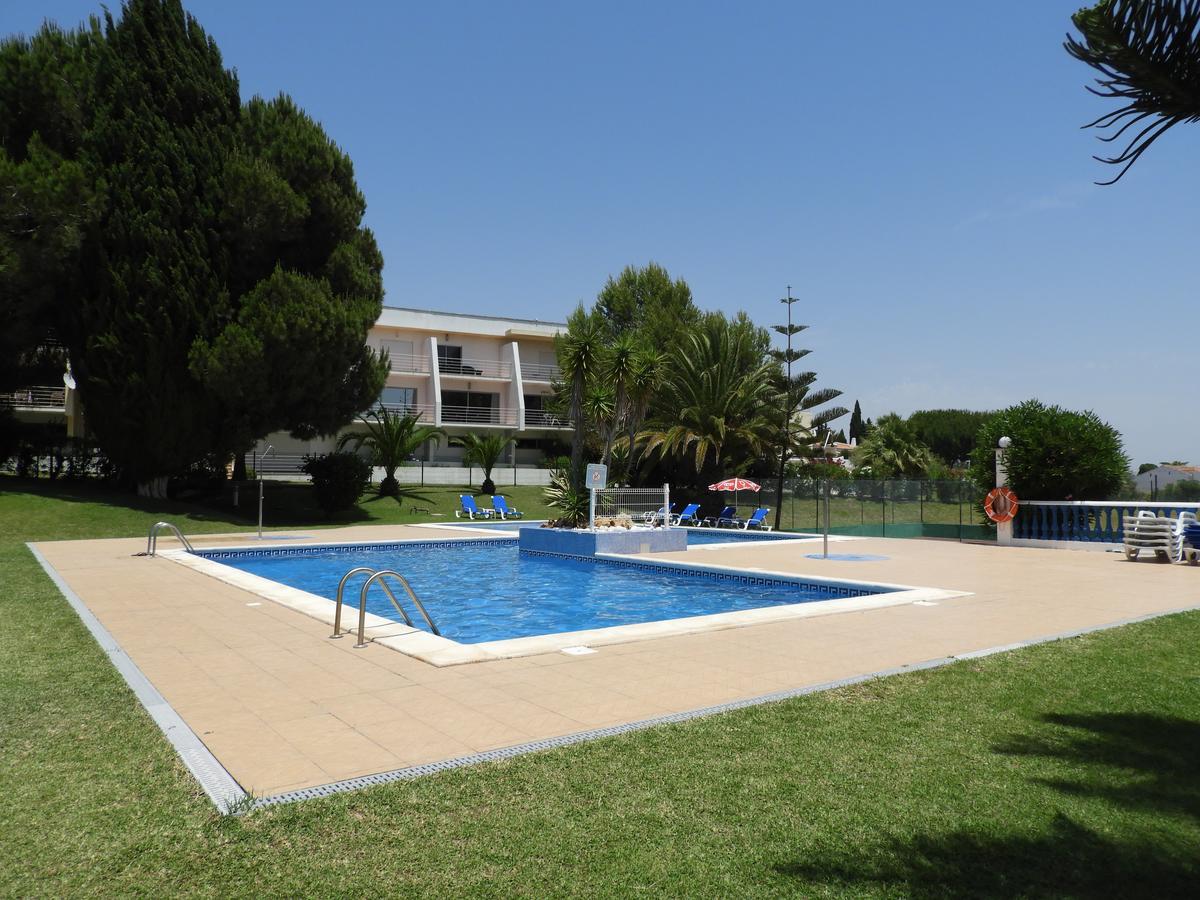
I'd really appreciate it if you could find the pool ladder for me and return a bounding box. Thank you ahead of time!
[331,567,441,648]
[145,521,195,556]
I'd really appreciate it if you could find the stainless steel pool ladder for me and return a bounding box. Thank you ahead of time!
[146,521,195,556]
[331,567,441,648]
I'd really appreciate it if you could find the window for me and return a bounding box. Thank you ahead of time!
[383,340,415,370]
[442,390,498,423]
[437,344,465,374]
[380,387,417,411]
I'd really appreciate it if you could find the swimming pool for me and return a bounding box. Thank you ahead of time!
[199,539,889,645]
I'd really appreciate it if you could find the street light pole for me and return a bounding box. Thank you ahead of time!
[257,444,274,539]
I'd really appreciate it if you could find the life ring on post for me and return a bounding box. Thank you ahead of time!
[984,487,1019,523]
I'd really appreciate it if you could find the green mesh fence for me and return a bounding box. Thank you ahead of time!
[769,479,993,541]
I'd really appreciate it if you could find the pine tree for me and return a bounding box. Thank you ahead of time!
[849,400,863,443]
[73,0,240,495]
[1,1,387,495]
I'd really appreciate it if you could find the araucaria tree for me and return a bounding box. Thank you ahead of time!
[0,0,386,495]
[1066,0,1200,183]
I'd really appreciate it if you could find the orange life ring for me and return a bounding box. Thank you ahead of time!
[984,487,1019,523]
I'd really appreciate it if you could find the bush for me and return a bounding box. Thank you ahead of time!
[544,467,589,527]
[301,452,372,514]
[968,400,1128,501]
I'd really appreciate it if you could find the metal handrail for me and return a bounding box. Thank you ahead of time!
[355,570,440,647]
[146,521,195,556]
[440,404,519,426]
[0,386,66,409]
[520,363,561,381]
[437,356,512,379]
[329,566,441,647]
[330,567,414,637]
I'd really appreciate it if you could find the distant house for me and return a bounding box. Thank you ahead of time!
[1134,465,1200,493]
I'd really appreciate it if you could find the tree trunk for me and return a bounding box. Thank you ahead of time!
[232,451,247,481]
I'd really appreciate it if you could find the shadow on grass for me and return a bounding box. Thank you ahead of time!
[773,712,1200,897]
[0,476,374,528]
[995,712,1200,825]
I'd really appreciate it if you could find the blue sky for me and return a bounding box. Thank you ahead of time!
[7,1,1198,465]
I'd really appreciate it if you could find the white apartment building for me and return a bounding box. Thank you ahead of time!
[252,306,570,469]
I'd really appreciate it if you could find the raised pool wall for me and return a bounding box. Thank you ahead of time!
[519,527,687,556]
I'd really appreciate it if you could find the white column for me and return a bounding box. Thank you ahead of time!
[428,336,442,426]
[505,341,526,430]
[996,448,1013,545]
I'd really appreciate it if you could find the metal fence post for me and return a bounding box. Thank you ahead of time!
[958,479,964,541]
[823,478,830,558]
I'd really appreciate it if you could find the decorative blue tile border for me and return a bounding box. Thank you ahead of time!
[518,548,885,598]
[197,536,885,599]
[196,537,516,561]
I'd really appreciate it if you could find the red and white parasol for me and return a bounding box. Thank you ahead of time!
[708,477,761,493]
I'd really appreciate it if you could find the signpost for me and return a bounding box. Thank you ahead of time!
[586,463,607,530]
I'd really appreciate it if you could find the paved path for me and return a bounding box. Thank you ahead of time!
[32,527,1200,799]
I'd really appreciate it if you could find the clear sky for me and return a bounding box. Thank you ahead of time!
[7,1,1198,466]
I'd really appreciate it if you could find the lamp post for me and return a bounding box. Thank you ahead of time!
[258,444,274,539]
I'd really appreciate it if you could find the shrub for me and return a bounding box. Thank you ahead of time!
[301,452,372,514]
[544,467,589,527]
[968,400,1128,501]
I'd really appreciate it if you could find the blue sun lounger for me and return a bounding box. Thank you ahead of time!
[702,506,737,528]
[643,503,676,526]
[673,503,701,526]
[736,507,772,531]
[456,495,494,519]
[492,495,523,520]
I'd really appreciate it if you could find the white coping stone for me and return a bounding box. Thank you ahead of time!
[163,541,971,668]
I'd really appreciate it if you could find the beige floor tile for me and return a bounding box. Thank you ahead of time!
[33,525,1200,795]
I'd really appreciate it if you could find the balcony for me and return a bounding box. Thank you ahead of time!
[373,402,438,423]
[440,405,519,427]
[437,357,512,380]
[387,353,431,374]
[520,362,561,382]
[524,409,571,429]
[1,386,66,410]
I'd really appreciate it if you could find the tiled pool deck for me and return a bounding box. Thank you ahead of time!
[30,525,1200,807]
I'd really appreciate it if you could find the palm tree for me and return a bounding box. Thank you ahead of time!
[336,406,444,497]
[600,333,638,466]
[640,326,778,486]
[1066,1,1200,183]
[452,432,514,494]
[557,306,606,488]
[851,414,934,479]
[623,347,664,478]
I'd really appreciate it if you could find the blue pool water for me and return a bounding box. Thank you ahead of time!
[201,540,885,644]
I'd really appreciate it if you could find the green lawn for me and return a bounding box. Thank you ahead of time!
[1,478,1197,897]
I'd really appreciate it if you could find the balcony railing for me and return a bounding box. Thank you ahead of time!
[373,402,438,422]
[1,386,66,409]
[521,362,561,382]
[440,404,519,426]
[387,353,431,374]
[524,409,570,429]
[437,357,512,379]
